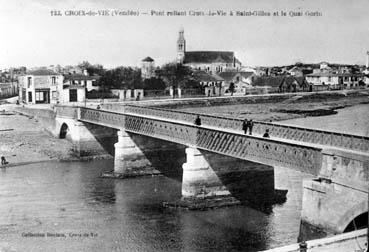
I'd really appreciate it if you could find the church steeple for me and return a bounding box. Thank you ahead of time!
[177,27,186,63]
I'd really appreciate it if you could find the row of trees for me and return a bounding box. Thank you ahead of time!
[78,61,201,91]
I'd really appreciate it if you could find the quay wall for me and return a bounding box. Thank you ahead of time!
[13,106,116,158]
[261,228,367,252]
[101,89,369,111]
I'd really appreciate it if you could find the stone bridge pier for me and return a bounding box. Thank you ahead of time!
[113,130,186,178]
[300,149,369,240]
[113,129,278,209]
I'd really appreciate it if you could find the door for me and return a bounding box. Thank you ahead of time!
[69,89,77,102]
[28,92,32,103]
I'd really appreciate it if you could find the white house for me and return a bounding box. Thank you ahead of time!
[218,71,255,94]
[18,69,63,104]
[63,73,100,92]
[306,72,365,89]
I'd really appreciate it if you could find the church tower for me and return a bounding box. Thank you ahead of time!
[177,27,186,64]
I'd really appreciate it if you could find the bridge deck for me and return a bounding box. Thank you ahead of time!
[123,111,368,157]
[56,105,367,175]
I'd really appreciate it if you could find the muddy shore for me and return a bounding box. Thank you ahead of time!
[0,106,78,167]
[176,90,369,121]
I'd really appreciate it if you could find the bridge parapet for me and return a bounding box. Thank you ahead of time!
[124,105,369,152]
[319,149,369,191]
[54,105,79,119]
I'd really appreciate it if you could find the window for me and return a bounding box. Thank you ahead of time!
[51,76,56,84]
[52,91,57,99]
[69,89,77,102]
[35,91,44,101]
[27,77,32,88]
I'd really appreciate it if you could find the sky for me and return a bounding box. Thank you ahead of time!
[0,0,369,69]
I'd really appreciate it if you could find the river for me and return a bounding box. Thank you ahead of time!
[0,104,367,252]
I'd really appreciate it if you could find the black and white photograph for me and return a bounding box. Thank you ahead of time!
[0,0,368,251]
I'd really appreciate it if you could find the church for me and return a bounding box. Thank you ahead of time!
[176,27,242,73]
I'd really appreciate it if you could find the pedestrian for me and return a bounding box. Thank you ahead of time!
[97,105,101,110]
[194,115,201,126]
[249,119,254,135]
[242,119,249,134]
[1,156,8,165]
[263,129,270,138]
[136,92,141,101]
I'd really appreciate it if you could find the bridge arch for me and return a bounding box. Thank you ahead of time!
[59,123,69,139]
[337,200,368,233]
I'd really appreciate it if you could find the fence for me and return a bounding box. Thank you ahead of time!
[0,83,18,100]
[86,92,118,99]
[181,88,205,97]
[143,89,170,98]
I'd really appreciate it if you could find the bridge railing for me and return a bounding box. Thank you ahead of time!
[124,105,369,152]
[77,106,322,174]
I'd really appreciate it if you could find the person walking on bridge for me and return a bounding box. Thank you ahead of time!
[194,115,201,126]
[242,119,249,134]
[263,129,270,138]
[248,119,254,135]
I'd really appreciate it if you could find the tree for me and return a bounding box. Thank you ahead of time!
[77,61,106,76]
[99,66,142,90]
[157,62,197,89]
[143,77,166,90]
[229,82,235,96]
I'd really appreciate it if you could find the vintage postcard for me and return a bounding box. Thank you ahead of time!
[0,0,368,251]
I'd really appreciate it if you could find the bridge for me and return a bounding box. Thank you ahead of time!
[53,104,368,239]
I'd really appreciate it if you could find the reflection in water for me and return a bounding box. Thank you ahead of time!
[0,158,312,251]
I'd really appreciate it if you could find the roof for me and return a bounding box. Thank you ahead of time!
[193,71,224,82]
[142,56,154,62]
[217,71,254,82]
[63,74,100,81]
[26,69,59,76]
[253,76,308,88]
[184,51,240,64]
[306,72,364,77]
[252,76,285,88]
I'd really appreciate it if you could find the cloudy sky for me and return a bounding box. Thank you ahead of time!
[0,0,369,69]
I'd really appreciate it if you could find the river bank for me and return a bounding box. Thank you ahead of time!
[176,90,369,122]
[0,104,78,167]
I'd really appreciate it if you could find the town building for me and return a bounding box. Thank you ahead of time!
[218,71,255,95]
[141,57,156,79]
[18,69,63,104]
[176,28,241,74]
[18,69,93,104]
[251,75,310,93]
[305,72,365,89]
[192,70,224,96]
[63,72,100,92]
